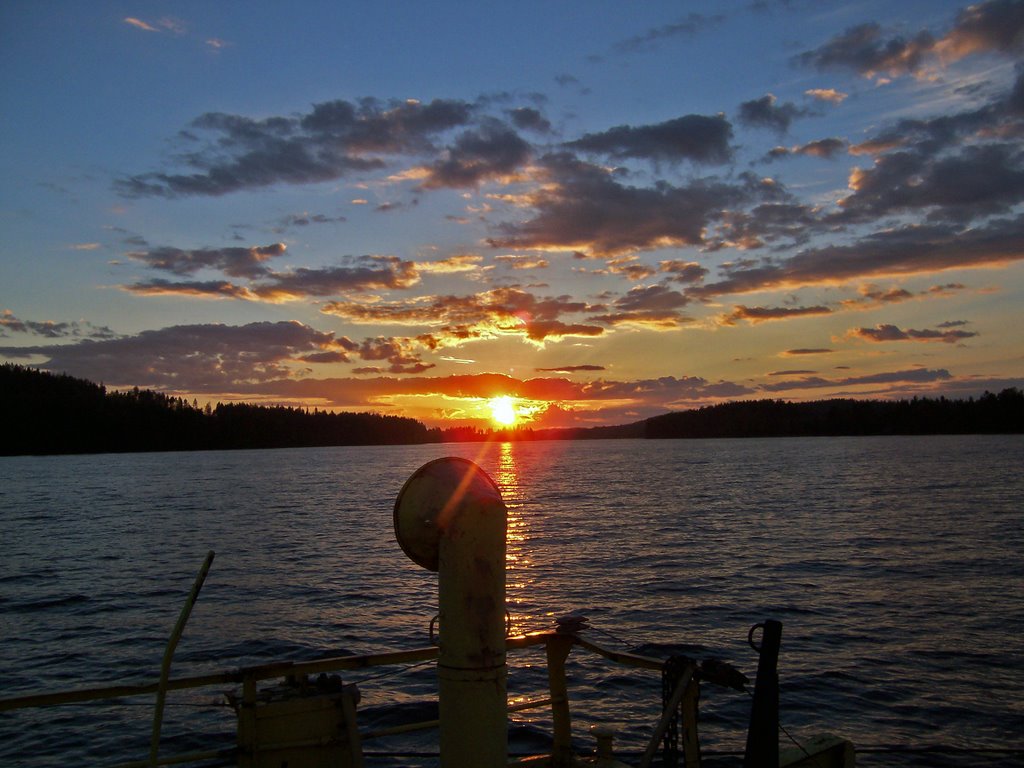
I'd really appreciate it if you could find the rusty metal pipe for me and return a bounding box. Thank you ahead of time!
[395,457,508,768]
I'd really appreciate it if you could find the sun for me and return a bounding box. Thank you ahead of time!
[488,396,518,427]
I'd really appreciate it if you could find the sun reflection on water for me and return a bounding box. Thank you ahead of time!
[494,441,536,635]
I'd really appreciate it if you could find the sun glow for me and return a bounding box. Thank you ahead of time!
[488,395,518,427]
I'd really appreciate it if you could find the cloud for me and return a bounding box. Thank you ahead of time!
[659,260,709,284]
[849,323,978,343]
[273,212,346,232]
[796,1,1024,80]
[782,348,833,356]
[356,337,434,374]
[842,285,914,307]
[705,202,819,251]
[323,286,603,346]
[124,17,160,32]
[603,258,657,281]
[935,0,1024,60]
[116,98,478,197]
[839,282,968,310]
[507,107,552,133]
[122,252,419,302]
[587,309,691,330]
[614,284,689,312]
[565,114,733,164]
[127,242,287,278]
[719,304,832,325]
[494,254,549,270]
[849,76,1018,157]
[836,142,1024,224]
[243,371,753,417]
[796,22,936,79]
[0,310,117,340]
[487,154,777,256]
[805,88,848,104]
[0,321,351,388]
[123,279,257,300]
[250,371,582,408]
[586,375,753,407]
[124,16,187,35]
[554,73,586,91]
[690,214,1024,298]
[760,367,952,392]
[414,254,483,273]
[251,256,420,301]
[765,137,848,162]
[613,13,725,53]
[418,119,532,188]
[737,94,811,133]
[535,364,606,373]
[299,351,350,364]
[517,320,606,343]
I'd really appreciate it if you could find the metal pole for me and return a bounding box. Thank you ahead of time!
[743,619,782,768]
[546,634,575,767]
[150,550,215,767]
[395,458,508,768]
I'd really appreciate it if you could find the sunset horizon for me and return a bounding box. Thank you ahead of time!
[3,1,1023,430]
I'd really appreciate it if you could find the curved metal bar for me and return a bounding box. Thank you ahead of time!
[150,550,215,767]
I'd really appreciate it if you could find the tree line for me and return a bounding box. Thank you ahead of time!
[2,364,1021,456]
[644,390,1024,439]
[1,364,434,455]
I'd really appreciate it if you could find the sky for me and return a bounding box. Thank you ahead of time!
[2,1,1023,429]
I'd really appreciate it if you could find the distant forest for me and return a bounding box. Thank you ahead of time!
[643,391,1024,439]
[1,364,434,455]
[1,364,1021,456]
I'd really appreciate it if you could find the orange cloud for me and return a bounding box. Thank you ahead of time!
[414,254,483,273]
[124,17,159,32]
[323,287,603,346]
[805,88,847,104]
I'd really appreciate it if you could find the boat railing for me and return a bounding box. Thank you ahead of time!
[0,626,698,768]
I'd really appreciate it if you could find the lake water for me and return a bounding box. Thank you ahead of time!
[1,436,1022,767]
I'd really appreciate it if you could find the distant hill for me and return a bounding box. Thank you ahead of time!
[2,364,1020,456]
[0,364,436,455]
[644,392,1024,439]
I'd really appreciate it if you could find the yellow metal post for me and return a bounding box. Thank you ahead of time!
[395,457,508,768]
[545,633,575,768]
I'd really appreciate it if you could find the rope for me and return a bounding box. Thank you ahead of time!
[779,720,829,768]
[348,656,437,687]
[742,677,831,768]
[586,624,634,647]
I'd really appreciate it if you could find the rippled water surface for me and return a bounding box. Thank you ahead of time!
[1,436,1022,766]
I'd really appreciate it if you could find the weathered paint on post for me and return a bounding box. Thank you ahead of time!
[545,633,575,768]
[394,457,508,768]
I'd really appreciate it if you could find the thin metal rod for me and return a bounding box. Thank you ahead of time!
[150,550,215,767]
[0,645,442,711]
[0,632,619,714]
